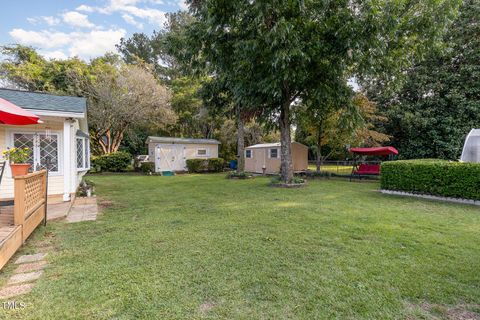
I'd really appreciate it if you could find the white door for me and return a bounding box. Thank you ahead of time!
[155,144,185,172]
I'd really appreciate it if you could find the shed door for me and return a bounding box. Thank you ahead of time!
[155,144,185,172]
[254,149,266,173]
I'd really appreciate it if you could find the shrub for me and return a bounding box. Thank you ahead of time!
[186,159,206,173]
[92,152,132,172]
[186,158,224,173]
[380,159,480,200]
[140,162,155,174]
[207,158,224,172]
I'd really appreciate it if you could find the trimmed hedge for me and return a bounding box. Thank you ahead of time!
[140,161,155,174]
[92,152,132,172]
[381,159,480,200]
[186,158,224,173]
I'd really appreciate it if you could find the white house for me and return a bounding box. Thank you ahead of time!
[0,88,90,202]
[146,136,220,172]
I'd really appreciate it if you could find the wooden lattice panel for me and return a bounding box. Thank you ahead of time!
[13,170,47,222]
[24,174,44,215]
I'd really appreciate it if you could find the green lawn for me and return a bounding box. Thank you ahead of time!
[2,174,480,319]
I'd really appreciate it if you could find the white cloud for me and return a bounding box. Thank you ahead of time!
[9,29,71,48]
[177,0,188,10]
[9,28,126,60]
[76,1,167,27]
[122,14,144,29]
[42,50,68,60]
[62,11,95,28]
[26,16,60,26]
[121,6,166,26]
[68,29,127,58]
[26,17,38,24]
[44,16,61,26]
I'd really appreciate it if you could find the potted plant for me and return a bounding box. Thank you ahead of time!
[2,147,32,176]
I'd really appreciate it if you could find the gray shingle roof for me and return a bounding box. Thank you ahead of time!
[0,88,86,114]
[146,136,221,145]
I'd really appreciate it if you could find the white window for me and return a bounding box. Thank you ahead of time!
[76,137,90,171]
[197,148,208,156]
[269,148,278,158]
[245,149,252,158]
[13,133,60,173]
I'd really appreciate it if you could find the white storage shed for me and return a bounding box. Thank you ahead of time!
[146,136,220,172]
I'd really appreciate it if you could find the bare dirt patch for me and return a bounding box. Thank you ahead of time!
[405,301,480,320]
[199,301,216,314]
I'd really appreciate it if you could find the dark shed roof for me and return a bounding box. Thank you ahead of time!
[0,88,86,114]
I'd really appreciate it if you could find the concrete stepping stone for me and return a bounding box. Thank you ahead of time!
[8,271,43,285]
[0,283,34,299]
[15,261,47,274]
[15,253,48,264]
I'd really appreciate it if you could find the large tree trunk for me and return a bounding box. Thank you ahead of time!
[279,100,294,183]
[316,122,322,172]
[237,105,245,172]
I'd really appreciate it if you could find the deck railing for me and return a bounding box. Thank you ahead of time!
[13,170,47,241]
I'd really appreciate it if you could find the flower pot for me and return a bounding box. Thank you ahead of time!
[10,163,31,177]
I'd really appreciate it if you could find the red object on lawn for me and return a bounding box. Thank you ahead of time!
[0,97,41,125]
[349,146,398,156]
[353,163,380,175]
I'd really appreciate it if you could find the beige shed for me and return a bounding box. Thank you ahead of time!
[244,142,308,174]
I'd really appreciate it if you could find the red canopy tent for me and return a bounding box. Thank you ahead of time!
[0,97,41,125]
[349,146,398,179]
[349,146,398,156]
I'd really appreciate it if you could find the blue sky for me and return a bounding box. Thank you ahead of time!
[0,0,186,60]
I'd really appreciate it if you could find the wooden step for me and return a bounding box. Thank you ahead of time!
[0,225,22,270]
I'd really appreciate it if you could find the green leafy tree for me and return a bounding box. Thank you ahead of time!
[117,11,195,80]
[187,0,458,183]
[365,0,479,160]
[0,45,90,94]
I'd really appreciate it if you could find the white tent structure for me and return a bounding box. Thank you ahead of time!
[460,129,480,163]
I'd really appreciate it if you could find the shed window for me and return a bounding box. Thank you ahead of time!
[197,149,208,156]
[269,148,278,158]
[245,149,252,158]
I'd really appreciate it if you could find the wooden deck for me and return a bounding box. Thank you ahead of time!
[0,206,22,269]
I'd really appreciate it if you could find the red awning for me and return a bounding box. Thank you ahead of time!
[0,97,41,125]
[349,146,399,156]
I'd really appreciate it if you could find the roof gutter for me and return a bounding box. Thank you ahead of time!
[25,109,85,119]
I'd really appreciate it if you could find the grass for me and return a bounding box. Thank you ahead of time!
[1,174,479,319]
